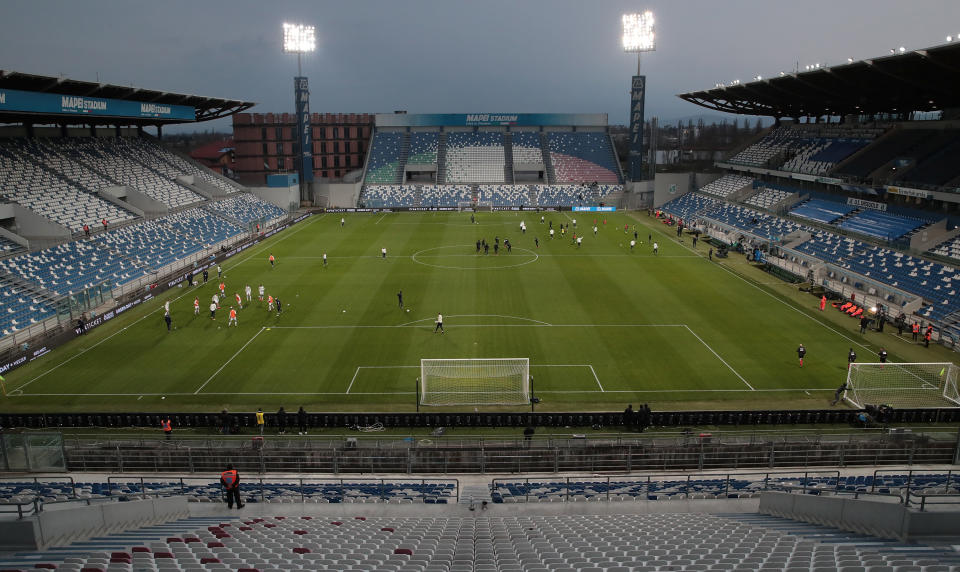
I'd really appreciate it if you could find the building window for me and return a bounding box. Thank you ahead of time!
[261,127,267,140]
[276,142,283,155]
[262,143,268,156]
[333,127,340,139]
[277,157,285,170]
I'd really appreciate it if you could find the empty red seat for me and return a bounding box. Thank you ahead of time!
[200,558,221,564]
[381,527,394,532]
[131,547,151,553]
[293,548,310,554]
[355,516,366,520]
[293,530,307,535]
[166,537,183,543]
[184,538,201,543]
[330,521,342,526]
[207,541,224,548]
[394,548,413,556]
[239,526,252,531]
[110,553,130,560]
[154,552,174,559]
[34,565,58,569]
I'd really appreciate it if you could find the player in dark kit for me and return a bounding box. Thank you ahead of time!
[847,348,856,369]
[878,348,888,367]
[397,290,403,308]
[797,344,806,367]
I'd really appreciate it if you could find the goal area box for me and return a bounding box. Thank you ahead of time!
[844,362,960,409]
[420,358,530,406]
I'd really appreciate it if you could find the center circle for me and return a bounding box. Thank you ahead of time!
[411,244,539,270]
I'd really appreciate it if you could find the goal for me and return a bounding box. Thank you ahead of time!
[420,358,530,406]
[457,201,475,212]
[844,362,960,409]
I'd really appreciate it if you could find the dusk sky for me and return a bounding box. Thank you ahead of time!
[3,1,959,132]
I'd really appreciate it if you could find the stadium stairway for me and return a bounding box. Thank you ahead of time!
[503,132,515,184]
[457,484,492,507]
[0,516,228,570]
[539,132,556,184]
[717,513,960,566]
[435,132,448,185]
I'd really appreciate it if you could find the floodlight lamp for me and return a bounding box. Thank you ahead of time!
[622,11,655,52]
[847,57,854,63]
[948,36,953,42]
[898,46,906,53]
[282,22,316,54]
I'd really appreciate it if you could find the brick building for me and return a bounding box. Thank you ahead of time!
[232,113,374,185]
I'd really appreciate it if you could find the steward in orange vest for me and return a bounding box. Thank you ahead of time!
[220,464,243,509]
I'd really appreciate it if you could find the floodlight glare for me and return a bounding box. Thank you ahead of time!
[622,11,655,52]
[282,22,316,53]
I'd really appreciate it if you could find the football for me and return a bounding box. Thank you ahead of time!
[406,309,410,312]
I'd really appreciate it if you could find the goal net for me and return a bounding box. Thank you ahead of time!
[420,358,530,406]
[457,201,475,212]
[844,362,960,409]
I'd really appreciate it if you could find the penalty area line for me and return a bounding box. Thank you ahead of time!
[683,325,755,391]
[194,327,266,394]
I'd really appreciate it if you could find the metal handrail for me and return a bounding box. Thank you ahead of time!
[492,469,841,502]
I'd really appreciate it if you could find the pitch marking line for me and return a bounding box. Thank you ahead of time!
[683,325,754,390]
[345,363,602,395]
[375,213,388,224]
[634,211,880,356]
[194,327,266,394]
[399,314,552,327]
[15,388,839,397]
[10,214,324,394]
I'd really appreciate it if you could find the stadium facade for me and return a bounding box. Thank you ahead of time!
[232,112,374,184]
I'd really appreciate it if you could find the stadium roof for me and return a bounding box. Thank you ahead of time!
[677,41,960,118]
[0,70,254,124]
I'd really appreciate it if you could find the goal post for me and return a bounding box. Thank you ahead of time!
[420,358,530,406]
[844,362,960,409]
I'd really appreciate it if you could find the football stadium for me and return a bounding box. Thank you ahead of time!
[2,2,960,570]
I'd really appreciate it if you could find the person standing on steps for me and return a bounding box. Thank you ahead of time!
[220,464,243,509]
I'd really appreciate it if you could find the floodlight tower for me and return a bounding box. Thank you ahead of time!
[622,11,655,182]
[283,22,316,202]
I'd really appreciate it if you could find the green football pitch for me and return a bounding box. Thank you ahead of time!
[1,210,939,413]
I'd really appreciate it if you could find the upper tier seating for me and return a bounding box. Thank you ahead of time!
[0,241,146,296]
[788,198,856,224]
[420,185,470,207]
[698,174,753,198]
[361,185,415,208]
[0,142,138,232]
[124,138,243,194]
[898,136,960,187]
[727,128,797,167]
[206,193,287,226]
[744,186,791,210]
[407,132,439,165]
[780,138,871,175]
[445,132,506,183]
[837,209,931,241]
[835,129,950,179]
[729,127,874,174]
[365,133,404,184]
[547,132,621,183]
[20,138,118,194]
[511,131,545,165]
[59,138,204,209]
